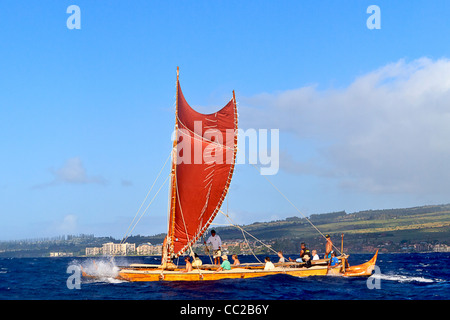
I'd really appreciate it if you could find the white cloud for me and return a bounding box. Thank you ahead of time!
[55,214,78,234]
[33,157,107,188]
[239,57,450,195]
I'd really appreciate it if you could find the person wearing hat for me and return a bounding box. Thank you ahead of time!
[301,253,312,268]
[214,254,231,272]
[204,229,222,265]
[325,234,333,259]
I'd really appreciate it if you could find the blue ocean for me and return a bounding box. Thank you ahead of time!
[0,253,448,300]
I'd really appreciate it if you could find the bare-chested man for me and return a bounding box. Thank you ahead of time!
[325,234,333,259]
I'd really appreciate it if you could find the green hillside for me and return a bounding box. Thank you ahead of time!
[1,204,449,257]
[212,204,450,254]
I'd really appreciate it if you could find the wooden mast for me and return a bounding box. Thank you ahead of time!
[169,66,180,258]
[162,67,179,268]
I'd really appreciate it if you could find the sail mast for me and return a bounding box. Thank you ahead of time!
[169,67,180,255]
[169,67,180,257]
[162,67,180,265]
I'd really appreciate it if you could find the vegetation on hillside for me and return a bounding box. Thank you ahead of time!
[1,204,449,257]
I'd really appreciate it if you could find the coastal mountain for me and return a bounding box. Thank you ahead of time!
[214,204,450,254]
[1,204,449,257]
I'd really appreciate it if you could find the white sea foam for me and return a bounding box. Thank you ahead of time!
[371,273,435,283]
[78,258,125,283]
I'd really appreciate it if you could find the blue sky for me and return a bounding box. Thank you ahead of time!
[1,1,450,240]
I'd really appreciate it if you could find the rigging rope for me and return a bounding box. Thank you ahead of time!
[120,173,171,245]
[243,152,342,255]
[120,151,172,245]
[218,209,278,256]
[177,117,341,254]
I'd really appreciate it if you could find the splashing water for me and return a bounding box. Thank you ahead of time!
[77,258,122,282]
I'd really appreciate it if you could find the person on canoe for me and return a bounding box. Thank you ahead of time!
[277,251,286,263]
[289,243,310,262]
[232,254,240,266]
[204,229,222,265]
[264,257,275,271]
[182,256,193,273]
[301,253,312,268]
[325,235,333,259]
[192,253,203,267]
[300,243,308,258]
[214,254,231,272]
[328,251,340,268]
[311,249,320,261]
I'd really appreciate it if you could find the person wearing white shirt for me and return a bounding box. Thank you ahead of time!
[264,257,275,271]
[204,230,222,265]
[277,251,286,263]
[312,249,320,261]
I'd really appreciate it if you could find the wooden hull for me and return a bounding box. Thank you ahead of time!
[343,250,378,277]
[110,251,378,282]
[117,265,334,282]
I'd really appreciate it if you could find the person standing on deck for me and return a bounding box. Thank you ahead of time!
[325,235,333,259]
[204,229,222,265]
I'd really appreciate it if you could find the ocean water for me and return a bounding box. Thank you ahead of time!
[0,253,448,300]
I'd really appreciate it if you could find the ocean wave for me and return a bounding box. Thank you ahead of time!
[371,273,435,283]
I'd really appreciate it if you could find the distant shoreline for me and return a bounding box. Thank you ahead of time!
[1,203,449,258]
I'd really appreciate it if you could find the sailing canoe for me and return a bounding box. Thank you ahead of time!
[82,68,379,282]
[113,251,378,281]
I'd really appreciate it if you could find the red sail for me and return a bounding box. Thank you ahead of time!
[166,79,238,258]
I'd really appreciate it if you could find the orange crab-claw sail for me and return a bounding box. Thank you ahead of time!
[163,67,238,262]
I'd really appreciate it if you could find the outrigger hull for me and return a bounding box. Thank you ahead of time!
[82,251,378,282]
[117,266,334,282]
